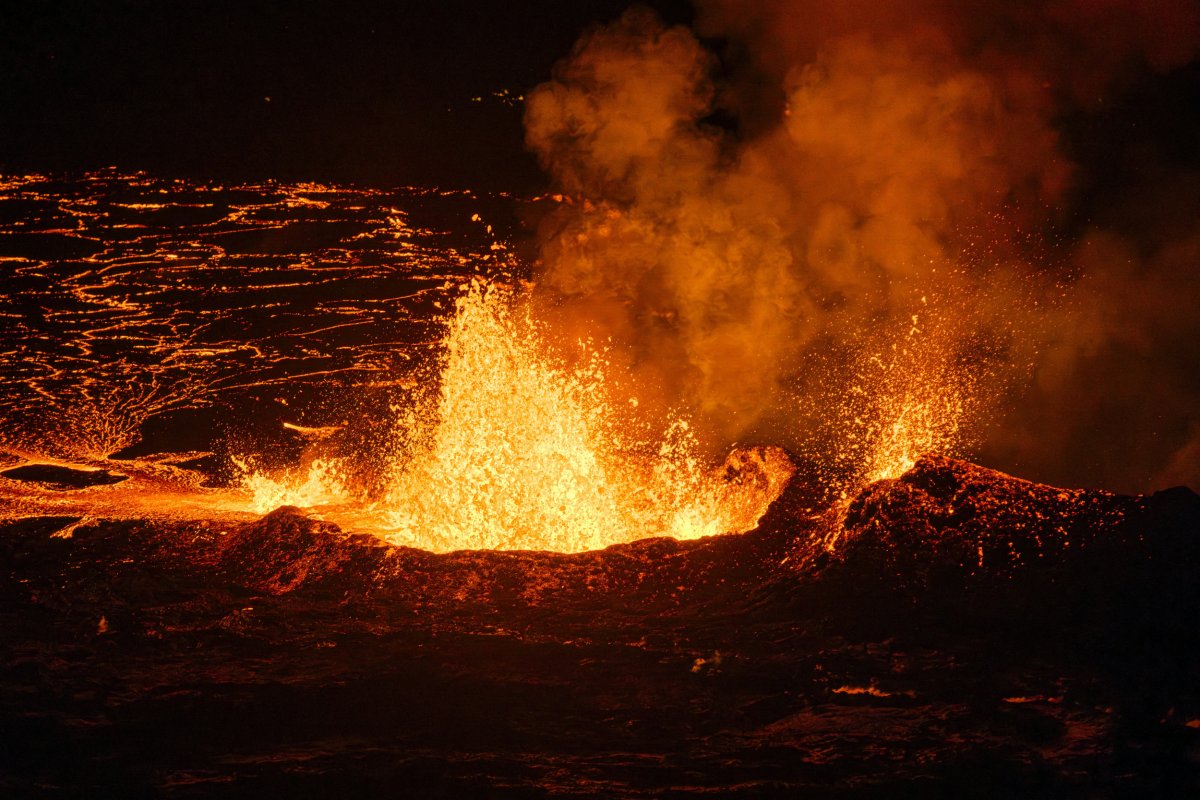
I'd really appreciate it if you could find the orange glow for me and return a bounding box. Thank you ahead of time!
[839,310,974,487]
[240,282,795,552]
[863,390,964,484]
[0,172,975,556]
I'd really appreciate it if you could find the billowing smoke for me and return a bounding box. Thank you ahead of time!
[523,1,1200,492]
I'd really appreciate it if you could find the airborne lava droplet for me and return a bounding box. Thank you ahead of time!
[241,282,796,552]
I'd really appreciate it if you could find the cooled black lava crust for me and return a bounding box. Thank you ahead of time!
[2,456,1199,798]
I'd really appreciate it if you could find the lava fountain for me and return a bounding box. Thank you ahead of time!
[241,281,796,552]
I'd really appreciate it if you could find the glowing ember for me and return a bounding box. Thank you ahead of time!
[863,388,965,484]
[794,303,980,500]
[856,326,971,485]
[241,282,795,552]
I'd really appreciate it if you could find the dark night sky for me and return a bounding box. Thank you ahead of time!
[2,1,1197,197]
[0,0,693,191]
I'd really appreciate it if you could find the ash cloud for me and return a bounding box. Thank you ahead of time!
[524,1,1200,492]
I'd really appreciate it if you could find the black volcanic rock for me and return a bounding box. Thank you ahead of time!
[219,505,802,623]
[219,506,391,595]
[215,455,1200,637]
[3,457,1200,798]
[782,456,1200,636]
[835,455,1167,576]
[846,456,1198,582]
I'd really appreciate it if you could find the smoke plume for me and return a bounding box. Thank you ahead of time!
[524,1,1200,492]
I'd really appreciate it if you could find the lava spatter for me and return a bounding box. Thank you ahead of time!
[241,282,796,552]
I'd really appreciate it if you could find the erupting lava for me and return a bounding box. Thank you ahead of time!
[3,0,1198,792]
[232,280,970,552]
[853,322,973,486]
[0,173,968,555]
[243,282,796,552]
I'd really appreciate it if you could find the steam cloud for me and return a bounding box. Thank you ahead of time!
[523,1,1200,492]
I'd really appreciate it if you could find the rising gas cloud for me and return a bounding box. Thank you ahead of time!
[523,0,1200,493]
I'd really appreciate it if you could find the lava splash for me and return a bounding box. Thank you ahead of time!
[0,172,797,554]
[241,282,795,552]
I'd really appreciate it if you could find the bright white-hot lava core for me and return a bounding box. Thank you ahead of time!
[242,282,796,552]
[0,173,972,555]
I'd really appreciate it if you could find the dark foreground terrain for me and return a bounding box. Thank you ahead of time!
[2,455,1198,798]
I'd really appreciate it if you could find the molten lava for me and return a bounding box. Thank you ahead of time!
[242,282,795,552]
[0,172,968,555]
[854,327,972,485]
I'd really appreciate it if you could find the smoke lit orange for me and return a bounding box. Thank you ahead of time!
[241,281,795,552]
